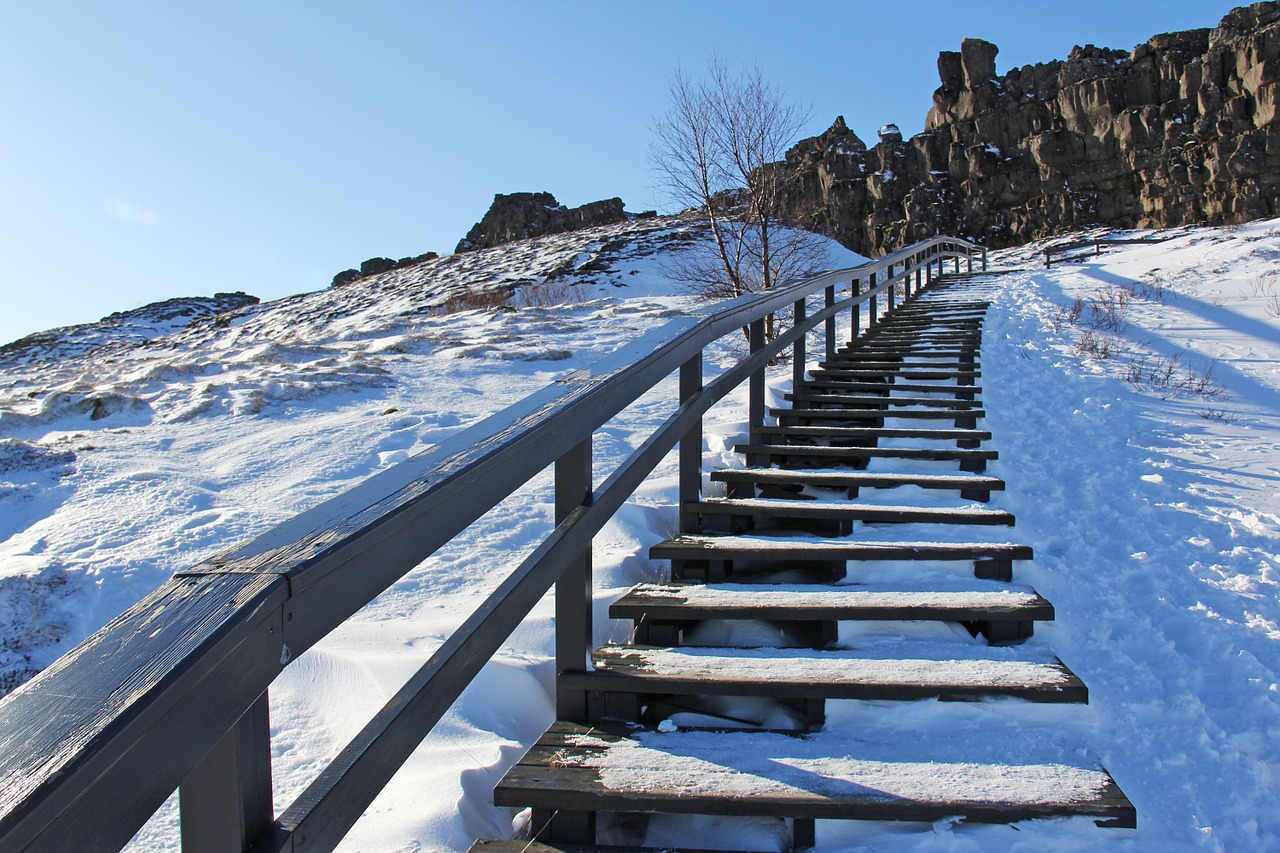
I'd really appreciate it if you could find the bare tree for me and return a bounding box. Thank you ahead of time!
[651,59,826,341]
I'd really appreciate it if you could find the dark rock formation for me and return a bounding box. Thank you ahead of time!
[330,252,439,288]
[455,192,628,253]
[783,2,1280,255]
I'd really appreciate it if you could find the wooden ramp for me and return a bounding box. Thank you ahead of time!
[483,273,1135,849]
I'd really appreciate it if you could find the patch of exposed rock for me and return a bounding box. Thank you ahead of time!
[783,2,1280,254]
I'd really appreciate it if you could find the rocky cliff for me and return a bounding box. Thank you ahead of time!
[455,192,632,253]
[784,1,1280,255]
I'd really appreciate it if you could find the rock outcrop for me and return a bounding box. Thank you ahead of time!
[783,2,1280,254]
[330,252,439,288]
[455,192,629,253]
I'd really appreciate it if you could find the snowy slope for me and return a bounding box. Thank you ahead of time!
[1,216,1278,851]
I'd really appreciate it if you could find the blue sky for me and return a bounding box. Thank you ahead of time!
[0,0,1248,345]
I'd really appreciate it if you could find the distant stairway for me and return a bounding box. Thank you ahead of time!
[478,273,1135,851]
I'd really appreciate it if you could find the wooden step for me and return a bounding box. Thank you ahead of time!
[811,369,981,380]
[611,580,1053,624]
[650,535,1033,579]
[785,392,981,408]
[737,443,994,472]
[711,468,1005,498]
[827,348,977,358]
[756,424,991,443]
[495,722,1137,828]
[568,642,1087,703]
[813,361,979,371]
[774,407,984,420]
[799,379,982,396]
[687,497,1014,526]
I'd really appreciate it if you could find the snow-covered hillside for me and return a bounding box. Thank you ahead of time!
[1,216,1278,851]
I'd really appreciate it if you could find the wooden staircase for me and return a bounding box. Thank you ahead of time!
[478,273,1135,850]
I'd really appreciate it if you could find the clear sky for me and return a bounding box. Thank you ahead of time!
[0,0,1250,346]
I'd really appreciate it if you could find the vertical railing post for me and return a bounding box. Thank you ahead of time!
[915,255,923,295]
[850,279,861,343]
[749,318,766,433]
[967,246,974,273]
[824,285,836,359]
[792,298,807,394]
[679,353,703,535]
[982,247,988,272]
[954,250,960,274]
[868,271,878,328]
[179,692,273,853]
[887,264,896,315]
[555,438,592,724]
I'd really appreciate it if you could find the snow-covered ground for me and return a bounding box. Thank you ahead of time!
[0,216,1278,851]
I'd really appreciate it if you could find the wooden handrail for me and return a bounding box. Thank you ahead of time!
[0,235,985,853]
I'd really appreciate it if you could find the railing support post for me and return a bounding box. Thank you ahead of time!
[982,247,988,272]
[967,249,973,273]
[824,285,836,359]
[555,438,592,724]
[179,691,273,853]
[748,317,766,433]
[792,298,806,393]
[850,279,861,343]
[887,264,896,315]
[679,353,703,534]
[868,271,878,328]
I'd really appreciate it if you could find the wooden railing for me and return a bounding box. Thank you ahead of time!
[0,236,985,853]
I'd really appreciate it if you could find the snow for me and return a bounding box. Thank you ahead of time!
[600,642,1073,688]
[0,216,1279,850]
[563,727,1111,806]
[627,580,1046,611]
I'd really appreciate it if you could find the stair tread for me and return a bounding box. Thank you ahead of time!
[495,722,1136,827]
[739,443,995,459]
[772,408,985,420]
[611,580,1054,621]
[576,642,1086,702]
[710,468,1006,490]
[756,425,990,441]
[650,534,1033,561]
[785,396,980,410]
[689,497,1013,525]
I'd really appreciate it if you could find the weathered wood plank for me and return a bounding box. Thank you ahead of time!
[610,581,1054,623]
[737,443,995,462]
[772,408,986,421]
[572,643,1087,703]
[0,574,286,853]
[650,535,1033,563]
[709,468,1006,492]
[688,498,1014,526]
[495,723,1136,828]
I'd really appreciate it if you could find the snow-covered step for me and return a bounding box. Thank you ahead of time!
[810,360,979,372]
[650,534,1033,581]
[687,496,1015,527]
[736,442,994,472]
[771,406,985,421]
[755,424,990,444]
[710,467,1005,501]
[798,378,981,397]
[784,391,981,408]
[494,722,1136,828]
[611,580,1051,644]
[809,368,982,381]
[568,643,1086,703]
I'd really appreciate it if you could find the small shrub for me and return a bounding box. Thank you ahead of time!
[515,280,595,308]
